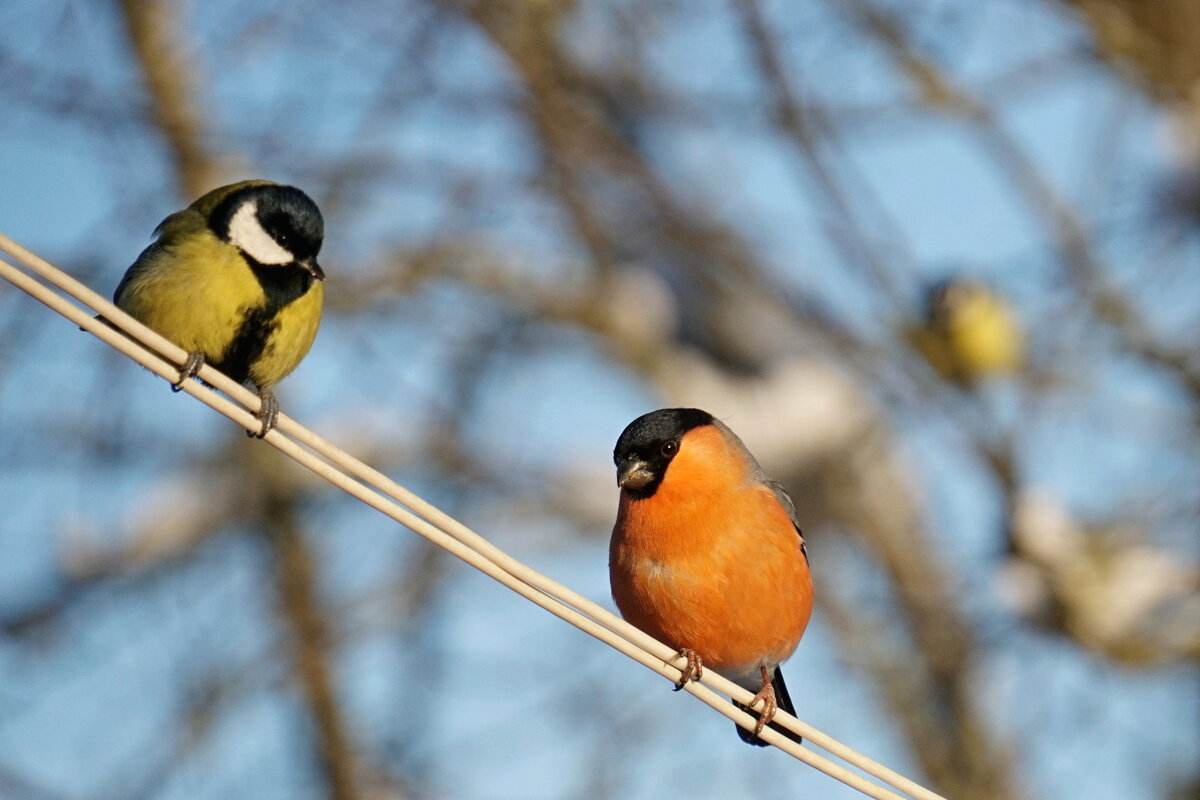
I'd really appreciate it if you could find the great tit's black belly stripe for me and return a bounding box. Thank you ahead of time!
[215,305,278,384]
[215,261,316,385]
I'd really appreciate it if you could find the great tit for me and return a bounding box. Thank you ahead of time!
[908,278,1024,386]
[114,180,325,437]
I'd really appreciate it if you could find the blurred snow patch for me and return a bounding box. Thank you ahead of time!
[661,354,871,471]
[995,559,1051,617]
[598,266,678,349]
[1012,488,1082,565]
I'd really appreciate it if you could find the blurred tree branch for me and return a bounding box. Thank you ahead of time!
[115,2,369,798]
[0,763,74,800]
[732,0,909,308]
[117,0,221,197]
[1059,0,1200,109]
[844,0,1200,407]
[257,447,362,800]
[444,3,1025,797]
[3,1,1197,797]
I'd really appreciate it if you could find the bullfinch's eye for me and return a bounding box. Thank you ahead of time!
[661,440,679,458]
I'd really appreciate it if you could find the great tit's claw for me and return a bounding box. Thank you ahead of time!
[172,351,206,392]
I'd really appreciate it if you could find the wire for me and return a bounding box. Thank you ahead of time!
[0,232,947,800]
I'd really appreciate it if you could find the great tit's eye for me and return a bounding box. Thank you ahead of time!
[660,440,679,458]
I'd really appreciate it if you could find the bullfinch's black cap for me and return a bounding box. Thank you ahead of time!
[613,408,714,499]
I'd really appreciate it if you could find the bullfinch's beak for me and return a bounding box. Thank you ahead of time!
[617,458,654,490]
[301,257,325,281]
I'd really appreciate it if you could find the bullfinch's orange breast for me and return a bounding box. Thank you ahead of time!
[609,425,813,673]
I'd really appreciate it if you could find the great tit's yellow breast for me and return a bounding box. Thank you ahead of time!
[118,231,266,360]
[950,298,1023,373]
[249,281,323,389]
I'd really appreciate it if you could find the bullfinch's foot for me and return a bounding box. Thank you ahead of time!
[172,351,206,392]
[249,388,279,439]
[673,648,703,690]
[749,665,777,738]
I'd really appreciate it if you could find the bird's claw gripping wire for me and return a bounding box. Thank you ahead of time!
[673,648,704,691]
[171,351,206,392]
[749,665,777,738]
[248,388,279,439]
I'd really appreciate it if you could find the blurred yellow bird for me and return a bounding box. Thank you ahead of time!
[908,278,1024,386]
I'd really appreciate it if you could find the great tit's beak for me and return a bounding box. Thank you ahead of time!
[617,458,654,490]
[301,258,325,281]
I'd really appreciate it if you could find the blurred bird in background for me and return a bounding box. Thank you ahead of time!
[907,278,1025,386]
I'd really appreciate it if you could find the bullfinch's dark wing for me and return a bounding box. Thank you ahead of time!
[766,479,808,563]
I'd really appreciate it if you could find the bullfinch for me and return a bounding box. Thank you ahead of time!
[609,408,813,746]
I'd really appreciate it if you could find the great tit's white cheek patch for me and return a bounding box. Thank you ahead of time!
[228,201,294,265]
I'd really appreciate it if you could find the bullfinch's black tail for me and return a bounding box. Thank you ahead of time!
[735,667,803,747]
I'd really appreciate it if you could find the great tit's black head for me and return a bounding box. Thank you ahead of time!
[925,279,953,325]
[210,183,325,280]
[925,278,980,327]
[613,407,713,499]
